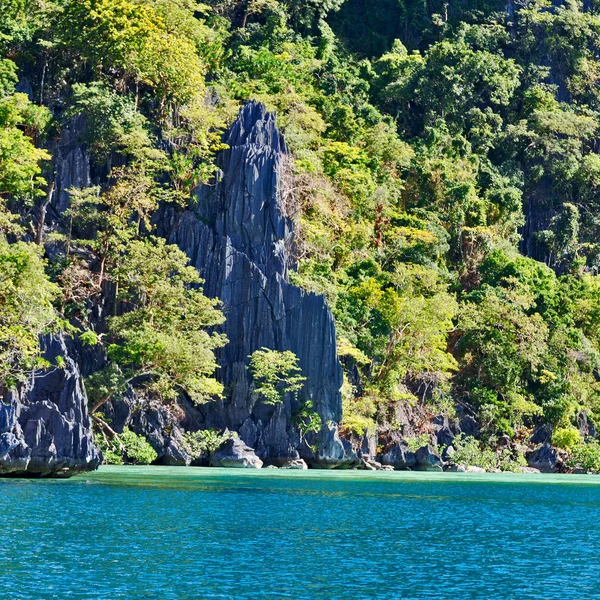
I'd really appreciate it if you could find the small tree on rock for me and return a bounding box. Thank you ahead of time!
[248,348,306,404]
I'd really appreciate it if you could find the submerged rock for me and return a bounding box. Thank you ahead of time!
[210,436,263,469]
[520,466,541,474]
[465,466,486,473]
[0,335,101,477]
[445,464,467,472]
[359,456,382,470]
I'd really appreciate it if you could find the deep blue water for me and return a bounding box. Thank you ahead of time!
[1,466,600,599]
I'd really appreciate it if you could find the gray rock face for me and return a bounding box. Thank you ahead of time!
[577,410,596,438]
[210,436,263,469]
[0,335,101,477]
[52,116,91,215]
[380,442,417,470]
[436,425,455,447]
[527,443,560,473]
[414,445,443,471]
[530,424,553,445]
[165,102,353,467]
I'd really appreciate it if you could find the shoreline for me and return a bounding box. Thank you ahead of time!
[57,464,600,487]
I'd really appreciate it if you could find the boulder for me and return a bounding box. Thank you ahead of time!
[414,445,443,471]
[436,426,455,447]
[161,438,191,467]
[380,442,417,470]
[465,466,486,473]
[360,457,382,471]
[281,459,308,470]
[443,445,455,460]
[458,414,480,438]
[445,464,466,472]
[519,466,541,474]
[526,443,559,473]
[308,424,358,469]
[577,411,596,438]
[210,437,263,469]
[497,434,512,449]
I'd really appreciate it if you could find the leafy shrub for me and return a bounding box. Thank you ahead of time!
[497,448,527,472]
[340,381,376,437]
[120,427,158,465]
[294,400,323,438]
[452,434,497,471]
[182,429,232,459]
[566,440,600,472]
[405,434,431,452]
[451,434,528,472]
[552,426,581,452]
[248,348,306,404]
[102,449,124,465]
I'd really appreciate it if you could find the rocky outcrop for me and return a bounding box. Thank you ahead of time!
[159,102,354,468]
[380,442,417,470]
[465,465,486,473]
[530,424,553,445]
[577,410,596,438]
[210,436,263,469]
[51,115,92,216]
[527,443,560,473]
[414,445,443,471]
[0,335,101,477]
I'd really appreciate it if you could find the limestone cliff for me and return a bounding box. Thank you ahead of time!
[161,102,354,467]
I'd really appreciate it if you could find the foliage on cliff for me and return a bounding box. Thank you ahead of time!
[4,0,600,450]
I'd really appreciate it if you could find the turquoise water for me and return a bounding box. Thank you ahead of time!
[2,467,600,599]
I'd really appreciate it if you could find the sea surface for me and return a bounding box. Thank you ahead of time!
[1,466,600,599]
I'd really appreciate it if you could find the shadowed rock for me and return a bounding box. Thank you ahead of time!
[0,335,101,477]
[527,443,560,473]
[281,458,308,469]
[414,445,443,471]
[380,442,417,470]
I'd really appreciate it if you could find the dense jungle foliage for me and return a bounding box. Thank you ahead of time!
[4,0,600,458]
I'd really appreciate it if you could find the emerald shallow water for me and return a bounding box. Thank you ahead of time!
[2,467,600,599]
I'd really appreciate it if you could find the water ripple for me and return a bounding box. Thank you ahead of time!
[1,467,600,599]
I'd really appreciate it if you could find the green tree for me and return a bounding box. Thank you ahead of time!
[0,238,59,393]
[0,71,51,227]
[87,238,227,416]
[248,348,306,404]
[456,284,548,433]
